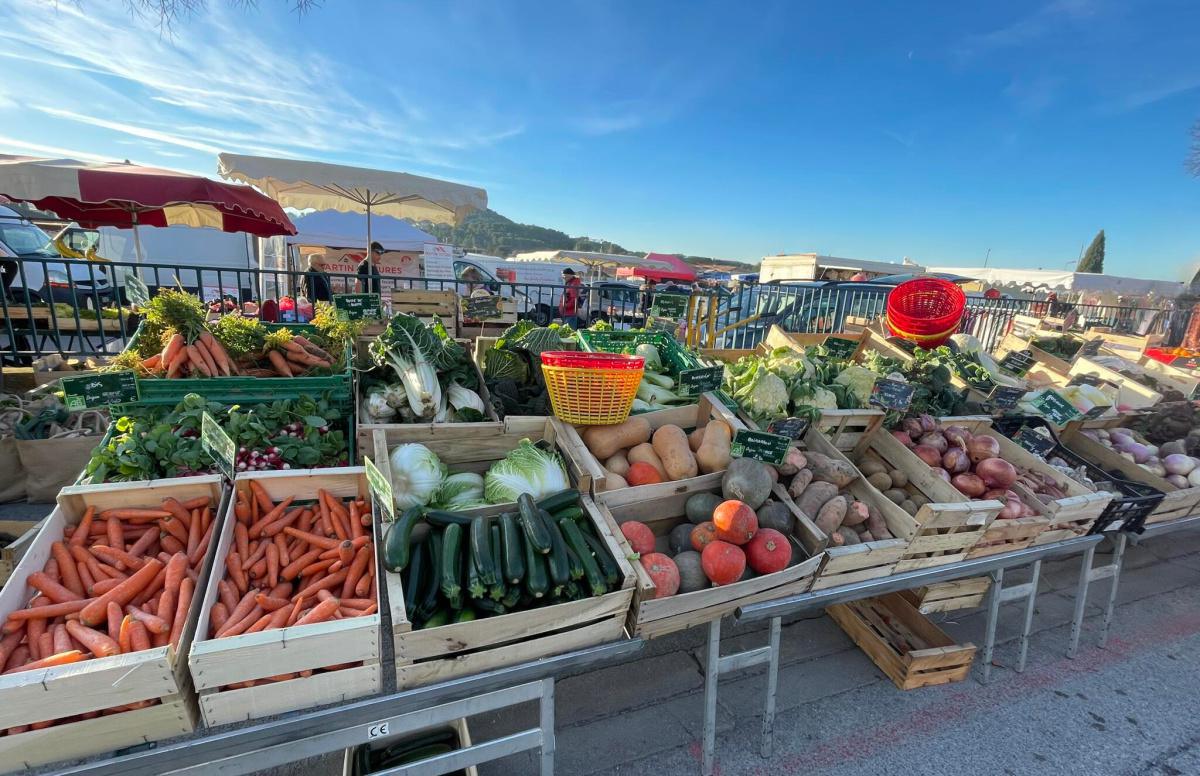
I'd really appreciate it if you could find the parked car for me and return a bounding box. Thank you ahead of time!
[0,205,113,306]
[587,280,644,326]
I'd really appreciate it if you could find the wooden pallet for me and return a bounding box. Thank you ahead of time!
[0,476,225,770]
[1068,357,1162,409]
[904,577,991,614]
[827,421,1001,569]
[827,593,976,690]
[391,289,459,338]
[556,392,745,499]
[387,495,635,689]
[0,519,40,587]
[594,481,822,639]
[188,469,382,727]
[1061,420,1200,525]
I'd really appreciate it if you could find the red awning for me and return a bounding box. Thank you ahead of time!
[616,253,697,282]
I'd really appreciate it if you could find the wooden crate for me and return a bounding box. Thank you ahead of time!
[386,496,635,688]
[391,289,459,338]
[856,329,1001,404]
[557,392,745,499]
[828,593,976,690]
[0,476,225,770]
[1137,355,1200,398]
[762,324,869,361]
[948,417,1112,550]
[0,519,40,587]
[1061,420,1200,525]
[826,420,1002,568]
[904,577,991,614]
[992,332,1073,387]
[1068,357,1162,409]
[1083,330,1162,361]
[594,481,823,639]
[188,468,382,727]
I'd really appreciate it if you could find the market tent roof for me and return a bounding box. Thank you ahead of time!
[615,252,697,282]
[510,250,677,274]
[288,209,435,251]
[930,266,1186,297]
[217,153,486,226]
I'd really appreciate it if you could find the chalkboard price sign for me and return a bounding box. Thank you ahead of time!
[822,337,858,358]
[461,295,502,321]
[1013,426,1056,458]
[998,349,1035,377]
[1077,339,1104,358]
[1169,355,1200,371]
[730,429,790,466]
[1082,405,1110,420]
[201,412,236,480]
[333,293,383,321]
[1029,390,1081,426]
[987,384,1025,411]
[61,370,139,410]
[868,378,914,411]
[364,456,395,523]
[766,417,811,440]
[677,365,723,396]
[650,293,689,320]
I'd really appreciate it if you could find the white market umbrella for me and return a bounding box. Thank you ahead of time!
[217,153,487,257]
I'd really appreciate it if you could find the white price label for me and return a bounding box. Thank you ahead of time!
[367,721,390,739]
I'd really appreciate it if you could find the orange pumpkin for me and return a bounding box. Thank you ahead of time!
[712,500,758,545]
[701,540,746,586]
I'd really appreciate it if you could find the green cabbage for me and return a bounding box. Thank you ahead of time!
[436,471,485,507]
[484,439,568,503]
[388,443,447,510]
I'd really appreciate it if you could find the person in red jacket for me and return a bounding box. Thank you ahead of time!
[559,268,583,327]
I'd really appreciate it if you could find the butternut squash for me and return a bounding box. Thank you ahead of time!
[605,451,630,477]
[695,420,732,474]
[652,424,698,481]
[582,416,652,461]
[627,442,668,481]
[688,423,708,452]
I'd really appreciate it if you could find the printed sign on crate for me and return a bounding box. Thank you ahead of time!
[1013,426,1056,458]
[650,293,689,320]
[998,349,1035,378]
[461,295,502,321]
[1169,355,1200,371]
[730,429,790,466]
[1077,339,1104,358]
[766,417,811,440]
[61,370,139,410]
[987,384,1025,411]
[821,337,858,358]
[123,270,150,308]
[201,412,236,480]
[364,455,395,523]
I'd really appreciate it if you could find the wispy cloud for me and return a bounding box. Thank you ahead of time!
[1103,75,1200,113]
[957,0,1098,59]
[1003,75,1063,113]
[36,106,224,154]
[0,134,127,163]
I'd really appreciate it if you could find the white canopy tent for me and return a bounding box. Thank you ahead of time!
[511,249,675,278]
[288,209,435,252]
[931,266,1186,299]
[216,153,486,258]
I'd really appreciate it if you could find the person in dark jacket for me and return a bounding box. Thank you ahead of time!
[357,241,384,295]
[304,255,333,302]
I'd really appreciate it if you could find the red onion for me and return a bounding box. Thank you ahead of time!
[942,447,970,474]
[919,432,948,453]
[914,445,944,467]
[983,488,1007,500]
[902,418,924,439]
[952,473,987,497]
[891,430,914,447]
[943,425,972,449]
[976,458,1018,489]
[931,467,952,482]
[918,414,937,433]
[967,435,1001,463]
[998,494,1024,519]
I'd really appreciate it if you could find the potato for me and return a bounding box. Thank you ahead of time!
[866,472,893,492]
[865,504,892,540]
[583,416,652,460]
[807,453,857,488]
[900,499,918,516]
[815,495,847,535]
[909,493,929,508]
[688,423,708,452]
[888,469,909,488]
[695,420,732,474]
[795,480,838,519]
[883,488,907,505]
[788,468,813,500]
[602,469,629,491]
[627,442,668,481]
[858,459,887,477]
[856,529,873,543]
[605,452,630,477]
[652,424,699,481]
[841,500,869,526]
[835,526,861,546]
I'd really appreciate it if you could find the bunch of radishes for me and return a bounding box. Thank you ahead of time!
[1083,427,1200,488]
[236,445,290,472]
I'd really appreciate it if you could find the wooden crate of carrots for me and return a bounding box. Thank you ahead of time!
[0,475,225,772]
[188,468,382,727]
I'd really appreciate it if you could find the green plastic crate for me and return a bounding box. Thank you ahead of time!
[123,322,353,408]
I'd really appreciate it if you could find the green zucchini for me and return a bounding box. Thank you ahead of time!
[383,506,424,572]
[455,608,477,623]
[563,542,585,581]
[473,597,507,616]
[524,536,549,598]
[538,509,571,587]
[413,532,442,623]
[500,512,525,584]
[467,539,486,599]
[421,609,450,629]
[560,517,608,597]
[517,494,553,554]
[403,535,427,615]
[488,523,506,601]
[501,583,522,608]
[425,509,473,527]
[471,516,497,586]
[441,523,463,609]
[551,506,584,522]
[536,489,580,514]
[583,530,620,587]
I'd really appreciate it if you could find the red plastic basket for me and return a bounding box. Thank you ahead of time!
[886,278,966,336]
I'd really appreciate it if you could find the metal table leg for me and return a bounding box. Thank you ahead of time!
[1098,533,1126,648]
[1068,543,1096,659]
[1068,535,1125,658]
[539,677,555,776]
[980,567,1004,684]
[980,562,1043,683]
[700,615,782,775]
[761,616,781,758]
[702,619,720,776]
[1016,560,1042,673]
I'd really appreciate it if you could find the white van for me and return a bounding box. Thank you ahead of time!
[422,252,577,325]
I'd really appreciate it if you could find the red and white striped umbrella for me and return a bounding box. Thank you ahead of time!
[0,155,295,259]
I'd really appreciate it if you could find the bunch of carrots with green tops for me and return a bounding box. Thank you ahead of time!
[0,493,215,732]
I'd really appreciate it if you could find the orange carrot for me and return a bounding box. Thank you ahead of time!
[217,580,239,614]
[283,527,341,551]
[6,650,84,674]
[90,577,122,596]
[295,598,339,626]
[70,506,96,547]
[52,624,71,654]
[266,544,280,588]
[90,545,145,571]
[260,507,304,538]
[272,533,291,568]
[180,495,211,511]
[162,332,186,365]
[79,559,164,627]
[248,557,268,580]
[106,515,123,554]
[76,562,98,593]
[190,519,215,567]
[349,502,364,540]
[245,611,276,634]
[66,621,119,658]
[217,605,263,638]
[118,614,133,653]
[210,602,230,634]
[186,508,201,557]
[8,599,88,622]
[199,331,233,376]
[27,571,83,604]
[250,497,295,538]
[235,499,251,524]
[0,630,24,668]
[51,542,84,597]
[248,481,274,516]
[35,631,53,661]
[280,548,323,580]
[242,539,268,570]
[169,578,193,647]
[299,558,336,578]
[317,492,333,535]
[226,551,248,594]
[100,508,172,522]
[296,568,349,599]
[166,347,189,378]
[185,343,213,377]
[336,541,355,567]
[159,516,188,545]
[286,596,306,626]
[160,534,185,555]
[342,547,372,599]
[160,497,192,527]
[356,568,373,599]
[266,348,292,377]
[129,621,151,652]
[319,535,370,559]
[218,592,257,634]
[126,527,159,559]
[27,618,46,658]
[106,601,123,642]
[126,605,170,636]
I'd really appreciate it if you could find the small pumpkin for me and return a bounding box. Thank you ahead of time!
[755,501,794,534]
[620,521,656,555]
[673,551,708,593]
[745,528,792,574]
[640,552,680,598]
[668,523,695,555]
[701,540,746,586]
[690,521,718,551]
[685,492,722,525]
[712,499,758,545]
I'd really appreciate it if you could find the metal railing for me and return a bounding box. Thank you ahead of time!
[0,255,1189,361]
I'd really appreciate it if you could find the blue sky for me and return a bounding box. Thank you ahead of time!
[0,0,1197,279]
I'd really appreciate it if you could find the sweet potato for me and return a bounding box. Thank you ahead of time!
[794,481,838,520]
[788,468,813,500]
[627,442,668,481]
[864,504,892,540]
[652,424,698,481]
[842,500,870,527]
[582,417,652,461]
[806,453,857,488]
[814,495,847,535]
[835,526,862,546]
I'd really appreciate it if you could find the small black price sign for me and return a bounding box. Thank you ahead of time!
[650,293,689,320]
[1078,339,1104,358]
[333,293,383,321]
[461,295,502,321]
[987,384,1025,411]
[1169,355,1200,371]
[822,337,858,358]
[1030,389,1081,426]
[868,378,914,411]
[730,429,790,466]
[1082,405,1110,419]
[677,365,723,396]
[1013,426,1056,459]
[766,417,811,440]
[1068,373,1104,387]
[61,370,139,410]
[998,349,1035,377]
[201,412,236,480]
[364,456,395,523]
[123,270,150,309]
